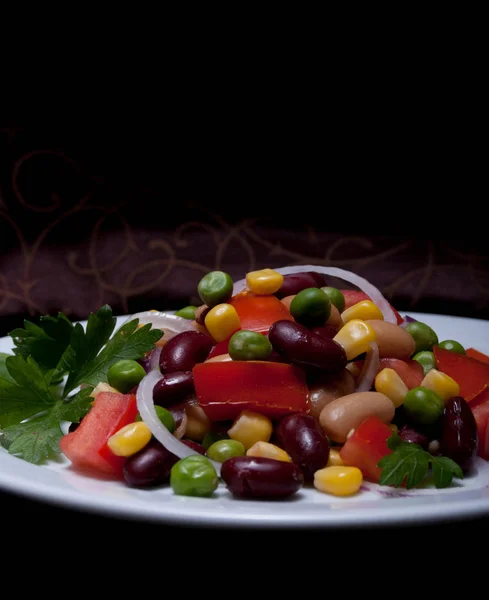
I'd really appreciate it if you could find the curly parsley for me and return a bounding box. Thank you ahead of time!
[0,305,163,464]
[378,432,464,489]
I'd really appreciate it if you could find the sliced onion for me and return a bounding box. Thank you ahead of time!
[148,346,162,370]
[355,342,380,393]
[232,265,397,324]
[136,370,222,475]
[123,310,198,333]
[173,412,188,439]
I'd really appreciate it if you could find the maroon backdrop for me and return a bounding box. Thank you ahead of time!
[1,126,487,335]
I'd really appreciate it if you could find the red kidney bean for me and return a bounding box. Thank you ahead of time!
[398,424,430,450]
[310,324,339,339]
[268,320,347,373]
[439,396,478,472]
[221,456,304,499]
[159,331,214,373]
[181,439,206,454]
[153,371,195,407]
[274,413,330,480]
[195,305,211,326]
[275,272,328,299]
[123,439,179,487]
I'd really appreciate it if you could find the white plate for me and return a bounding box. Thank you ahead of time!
[2,311,489,529]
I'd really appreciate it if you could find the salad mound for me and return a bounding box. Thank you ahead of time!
[1,265,489,501]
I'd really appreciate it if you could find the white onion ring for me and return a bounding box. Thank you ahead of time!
[136,370,222,476]
[355,342,380,393]
[123,310,198,333]
[173,412,188,439]
[148,346,162,370]
[232,265,397,324]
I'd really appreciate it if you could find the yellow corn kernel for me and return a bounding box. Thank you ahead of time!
[326,447,346,467]
[246,441,292,462]
[341,300,384,323]
[314,466,363,497]
[333,319,377,360]
[246,268,284,295]
[420,368,460,403]
[375,367,409,408]
[227,410,273,450]
[107,421,152,457]
[204,303,241,343]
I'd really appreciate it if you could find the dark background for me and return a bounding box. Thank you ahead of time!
[1,124,487,336]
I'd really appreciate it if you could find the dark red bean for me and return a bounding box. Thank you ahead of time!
[159,331,213,374]
[398,424,430,450]
[181,439,206,454]
[268,319,347,373]
[195,306,211,326]
[310,324,339,339]
[439,396,478,472]
[221,456,304,499]
[275,272,328,299]
[274,413,330,481]
[153,371,195,407]
[123,439,180,487]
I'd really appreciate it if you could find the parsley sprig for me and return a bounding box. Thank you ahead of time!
[0,305,163,464]
[378,432,464,489]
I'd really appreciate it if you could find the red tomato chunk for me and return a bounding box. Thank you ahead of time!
[339,415,393,483]
[59,391,138,478]
[192,360,309,421]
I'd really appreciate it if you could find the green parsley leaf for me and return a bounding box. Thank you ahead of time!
[378,432,464,489]
[0,352,14,383]
[431,455,464,488]
[1,411,63,463]
[0,304,163,465]
[62,316,162,396]
[9,313,74,372]
[56,386,94,423]
[0,355,56,428]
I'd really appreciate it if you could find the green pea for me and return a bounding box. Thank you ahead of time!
[202,429,229,450]
[403,386,445,425]
[170,455,219,497]
[289,287,331,327]
[136,405,175,432]
[206,439,245,462]
[404,321,439,354]
[197,271,234,308]
[320,286,345,313]
[107,359,146,393]
[438,339,466,355]
[175,305,198,319]
[228,329,273,361]
[413,350,436,375]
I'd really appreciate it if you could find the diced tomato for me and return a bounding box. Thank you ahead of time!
[354,357,424,389]
[466,348,489,365]
[378,357,424,389]
[433,345,489,402]
[207,337,232,359]
[469,386,489,460]
[59,391,138,478]
[339,415,393,483]
[341,290,371,309]
[340,290,404,325]
[229,292,294,334]
[192,360,308,421]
